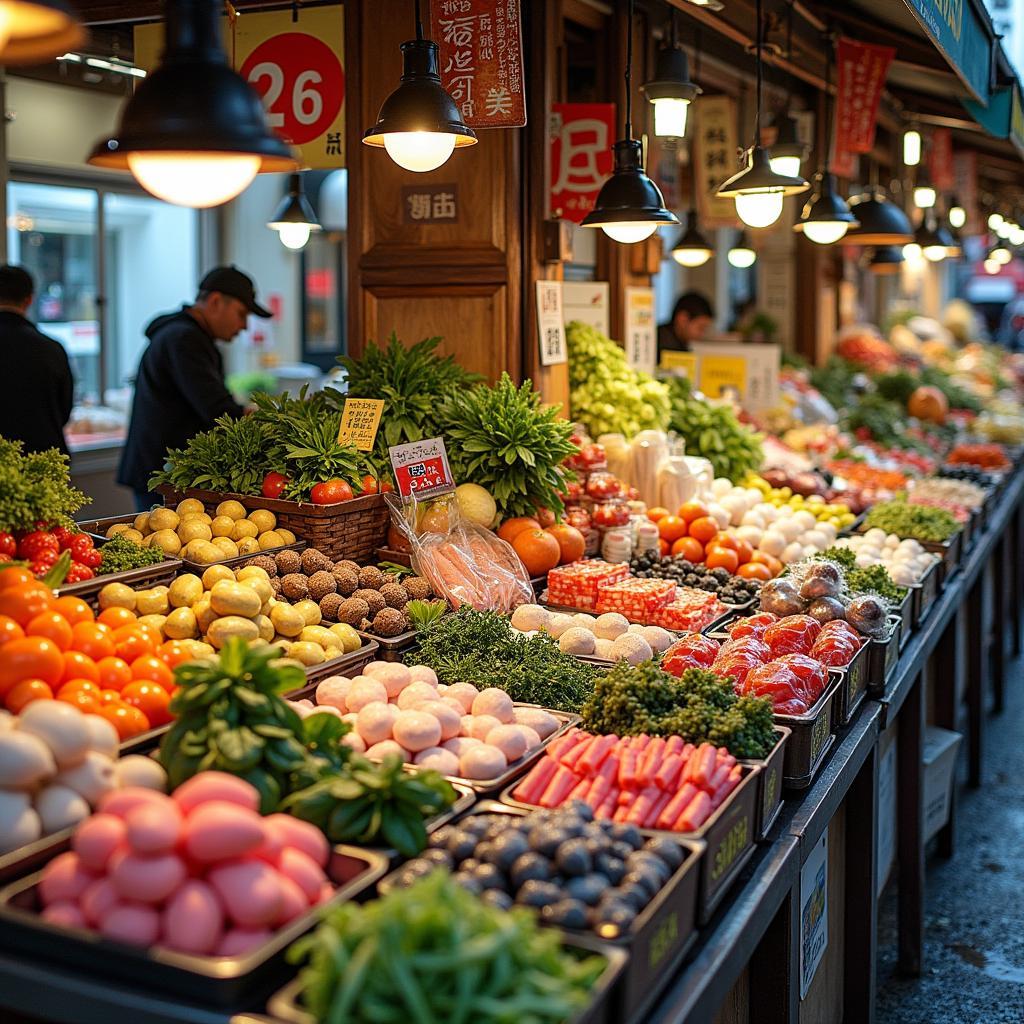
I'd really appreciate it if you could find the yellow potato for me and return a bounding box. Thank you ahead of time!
[212,537,239,559]
[176,498,205,517]
[257,530,285,551]
[287,641,326,666]
[180,511,213,526]
[148,529,182,555]
[148,507,180,533]
[105,522,131,539]
[169,574,203,608]
[135,589,170,616]
[236,537,260,555]
[133,512,151,535]
[202,564,235,590]
[231,519,259,541]
[192,596,218,634]
[293,599,322,627]
[247,509,276,533]
[255,613,275,643]
[269,603,305,638]
[276,528,296,545]
[178,519,213,544]
[216,500,247,521]
[119,528,145,545]
[190,541,226,565]
[236,565,270,583]
[98,582,136,611]
[210,515,235,538]
[164,606,198,640]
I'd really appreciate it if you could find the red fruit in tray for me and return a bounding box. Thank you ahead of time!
[585,471,620,500]
[763,615,822,657]
[663,634,721,676]
[741,662,810,715]
[728,612,778,640]
[775,653,828,704]
[819,620,862,646]
[261,471,288,499]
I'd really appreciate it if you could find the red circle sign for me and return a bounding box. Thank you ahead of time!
[241,32,345,147]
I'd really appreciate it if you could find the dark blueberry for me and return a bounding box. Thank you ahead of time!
[613,882,650,911]
[592,902,637,938]
[510,851,552,888]
[528,825,570,857]
[491,831,530,871]
[481,889,513,911]
[610,840,634,861]
[461,816,492,838]
[621,870,659,901]
[626,850,672,883]
[421,847,454,868]
[517,879,562,908]
[608,823,643,849]
[452,871,483,895]
[542,898,589,929]
[565,873,609,906]
[446,830,477,861]
[567,800,594,822]
[475,841,501,865]
[643,837,685,871]
[594,853,626,885]
[471,863,506,890]
[555,838,593,877]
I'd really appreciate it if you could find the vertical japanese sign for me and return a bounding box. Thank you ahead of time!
[832,37,895,177]
[799,829,829,999]
[549,103,616,223]
[389,438,455,500]
[624,287,656,373]
[430,0,526,129]
[134,6,346,169]
[928,127,955,191]
[693,95,740,229]
[535,282,568,366]
[953,151,978,233]
[337,399,385,451]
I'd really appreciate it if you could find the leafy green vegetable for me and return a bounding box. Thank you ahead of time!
[0,440,88,532]
[809,356,859,410]
[405,599,447,631]
[415,607,597,712]
[862,499,959,543]
[581,661,776,759]
[288,871,605,1024]
[97,534,166,575]
[438,374,576,518]
[811,547,906,602]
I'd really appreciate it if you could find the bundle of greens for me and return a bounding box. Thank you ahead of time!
[665,377,764,481]
[415,607,598,713]
[862,500,959,543]
[96,534,166,575]
[438,373,576,518]
[288,871,606,1024]
[0,440,88,532]
[809,356,859,411]
[581,661,776,759]
[812,547,907,603]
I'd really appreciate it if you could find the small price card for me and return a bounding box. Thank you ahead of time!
[388,437,455,500]
[337,398,385,451]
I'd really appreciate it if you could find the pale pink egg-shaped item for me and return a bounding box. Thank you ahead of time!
[162,879,224,955]
[365,740,410,761]
[80,877,120,926]
[39,851,95,905]
[278,847,327,903]
[42,901,86,929]
[124,802,183,855]
[314,675,352,710]
[294,698,315,708]
[263,814,330,867]
[72,813,126,872]
[307,705,343,720]
[208,860,283,929]
[392,710,442,753]
[512,707,559,739]
[467,714,502,742]
[274,874,311,925]
[440,696,465,714]
[458,745,507,781]
[341,732,366,753]
[97,787,171,821]
[216,927,272,957]
[395,682,439,710]
[485,724,528,763]
[407,665,439,687]
[183,801,265,863]
[412,747,460,775]
[361,661,392,679]
[289,703,314,720]
[99,903,161,946]
[472,688,515,723]
[109,849,187,904]
[367,663,412,698]
[345,677,388,713]
[441,736,482,757]
[418,701,460,741]
[517,725,543,750]
[355,702,399,747]
[173,772,260,815]
[445,682,479,713]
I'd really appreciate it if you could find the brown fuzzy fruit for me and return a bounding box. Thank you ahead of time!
[379,582,409,609]
[319,593,345,621]
[280,573,309,601]
[301,548,333,575]
[308,570,338,602]
[337,597,370,625]
[243,554,278,577]
[353,588,386,618]
[332,566,359,596]
[357,565,386,591]
[403,576,433,601]
[270,577,283,595]
[336,560,360,575]
[371,607,406,637]
[275,549,302,575]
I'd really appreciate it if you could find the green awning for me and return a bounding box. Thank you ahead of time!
[964,83,1024,158]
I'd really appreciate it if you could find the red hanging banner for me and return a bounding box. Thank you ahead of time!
[430,0,526,129]
[833,37,895,158]
[549,103,617,223]
[929,127,955,191]
[953,151,978,233]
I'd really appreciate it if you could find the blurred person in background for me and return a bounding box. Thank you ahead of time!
[657,292,714,360]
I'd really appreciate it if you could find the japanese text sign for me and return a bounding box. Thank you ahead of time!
[535,281,568,366]
[337,398,385,452]
[928,127,955,191]
[402,184,459,224]
[693,95,740,229]
[834,38,894,160]
[430,0,526,129]
[624,287,656,374]
[134,5,346,169]
[389,438,455,500]
[550,103,616,224]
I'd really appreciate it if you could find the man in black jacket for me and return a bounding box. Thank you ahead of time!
[0,265,73,455]
[118,266,270,510]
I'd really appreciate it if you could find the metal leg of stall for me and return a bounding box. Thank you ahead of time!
[991,544,1006,715]
[933,614,959,861]
[896,672,925,976]
[967,579,985,789]
[844,746,879,1022]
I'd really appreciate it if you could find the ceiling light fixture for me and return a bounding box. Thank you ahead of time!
[915,213,950,262]
[0,0,83,65]
[87,0,297,207]
[913,164,937,209]
[642,11,701,139]
[948,198,966,230]
[363,0,477,172]
[267,172,322,250]
[715,0,808,227]
[728,230,757,268]
[582,0,679,243]
[868,246,904,275]
[844,180,914,246]
[769,5,807,178]
[672,208,714,266]
[903,125,921,167]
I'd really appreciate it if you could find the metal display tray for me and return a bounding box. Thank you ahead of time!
[775,672,841,790]
[739,725,791,842]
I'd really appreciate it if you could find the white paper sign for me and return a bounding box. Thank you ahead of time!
[535,281,568,366]
[624,286,656,373]
[562,281,610,336]
[800,828,829,999]
[689,341,782,412]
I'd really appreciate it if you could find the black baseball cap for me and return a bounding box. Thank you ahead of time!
[198,265,271,318]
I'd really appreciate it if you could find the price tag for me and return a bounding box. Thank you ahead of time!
[660,351,698,378]
[799,829,829,998]
[698,354,748,397]
[389,437,455,500]
[624,286,656,374]
[337,398,385,451]
[535,281,567,366]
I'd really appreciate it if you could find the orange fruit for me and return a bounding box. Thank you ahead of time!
[658,538,670,556]
[705,548,739,573]
[130,654,174,689]
[70,622,115,660]
[737,561,773,581]
[0,636,64,698]
[687,517,720,545]
[53,595,94,626]
[6,678,53,712]
[733,539,754,565]
[136,623,165,649]
[60,650,100,686]
[121,681,173,727]
[497,516,541,545]
[98,688,124,705]
[671,536,705,562]
[678,500,709,524]
[99,703,150,740]
[545,524,586,565]
[512,528,562,577]
[26,611,73,651]
[113,625,156,663]
[0,584,53,627]
[646,507,670,523]
[0,567,35,591]
[57,678,100,698]
[750,551,783,576]
[98,606,138,629]
[157,640,194,669]
[0,615,24,648]
[657,516,688,543]
[57,689,101,714]
[96,656,133,692]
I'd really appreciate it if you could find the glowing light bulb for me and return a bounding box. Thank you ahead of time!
[902,242,922,261]
[998,221,1014,239]
[985,258,1001,275]
[802,221,850,245]
[903,129,921,167]
[923,244,946,262]
[277,223,312,250]
[600,222,659,244]
[652,97,691,138]
[914,185,936,209]
[989,213,1004,231]
[382,131,456,172]
[728,246,756,268]
[949,206,966,229]
[126,152,260,208]
[735,191,784,228]
[672,247,712,267]
[769,155,802,179]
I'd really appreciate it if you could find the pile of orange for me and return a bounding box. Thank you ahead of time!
[646,501,782,580]
[497,516,586,576]
[0,567,188,739]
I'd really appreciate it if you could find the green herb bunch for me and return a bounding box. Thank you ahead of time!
[862,499,959,543]
[581,661,776,759]
[97,535,166,575]
[438,373,577,519]
[809,356,858,410]
[665,377,764,481]
[415,607,597,713]
[0,440,88,532]
[812,547,906,602]
[288,870,605,1024]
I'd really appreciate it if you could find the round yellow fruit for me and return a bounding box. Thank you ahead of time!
[178,519,213,544]
[210,579,262,618]
[133,512,151,535]
[119,529,145,545]
[270,604,305,638]
[210,515,236,538]
[247,509,276,533]
[276,527,296,545]
[239,576,274,608]
[106,522,131,539]
[328,623,361,653]
[148,529,182,555]
[216,500,247,521]
[176,498,205,517]
[180,511,213,526]
[236,565,270,583]
[236,537,260,555]
[169,574,204,608]
[148,507,180,533]
[211,537,240,558]
[98,582,136,611]
[231,519,259,541]
[286,641,325,666]
[257,530,285,551]
[455,483,498,528]
[206,615,259,649]
[202,564,235,590]
[293,599,322,627]
[164,606,198,640]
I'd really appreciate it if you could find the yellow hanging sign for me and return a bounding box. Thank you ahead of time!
[660,351,698,378]
[699,355,748,397]
[338,399,385,452]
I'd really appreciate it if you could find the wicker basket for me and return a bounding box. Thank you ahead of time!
[155,485,390,563]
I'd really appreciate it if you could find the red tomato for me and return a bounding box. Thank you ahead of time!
[261,471,288,499]
[0,532,15,557]
[310,479,354,504]
[705,548,739,574]
[358,474,379,496]
[69,534,94,560]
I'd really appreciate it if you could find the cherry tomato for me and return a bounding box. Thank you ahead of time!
[69,534,95,560]
[121,681,173,727]
[25,611,73,651]
[310,479,354,504]
[0,532,15,557]
[5,678,54,712]
[261,471,288,499]
[358,474,379,496]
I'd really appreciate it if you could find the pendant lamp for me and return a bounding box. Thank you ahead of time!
[794,34,857,245]
[915,213,950,262]
[868,246,904,275]
[913,163,937,209]
[581,0,679,243]
[88,0,297,207]
[844,181,914,246]
[268,173,322,251]
[672,209,714,266]
[948,198,966,230]
[363,0,477,172]
[641,12,701,139]
[769,113,808,178]
[0,0,82,64]
[728,231,757,268]
[903,125,922,167]
[716,0,807,227]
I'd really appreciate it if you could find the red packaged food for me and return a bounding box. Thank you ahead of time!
[819,619,862,647]
[728,612,778,640]
[548,559,630,610]
[741,662,811,715]
[717,636,771,663]
[663,634,721,676]
[763,614,822,657]
[597,577,676,621]
[713,650,765,691]
[775,653,827,705]
[811,633,859,667]
[652,587,726,632]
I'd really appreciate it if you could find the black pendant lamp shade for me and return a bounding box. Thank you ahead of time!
[88,0,296,174]
[770,113,809,166]
[641,43,701,137]
[868,246,904,274]
[268,173,321,231]
[844,187,914,245]
[672,209,714,265]
[717,143,809,197]
[582,139,679,229]
[794,172,859,229]
[363,38,477,150]
[0,0,83,65]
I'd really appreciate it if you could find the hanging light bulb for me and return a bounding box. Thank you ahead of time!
[948,199,966,230]
[913,165,936,209]
[991,244,1012,265]
[984,257,1002,275]
[672,209,714,266]
[0,0,83,64]
[641,14,700,139]
[914,213,950,262]
[582,0,678,243]
[88,0,297,206]
[769,112,809,179]
[868,246,904,275]
[728,231,757,268]
[363,0,477,171]
[716,0,807,227]
[903,241,922,261]
[903,126,922,167]
[1011,226,1024,248]
[267,172,322,251]
[845,183,914,245]
[988,212,1004,231]
[997,219,1014,239]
